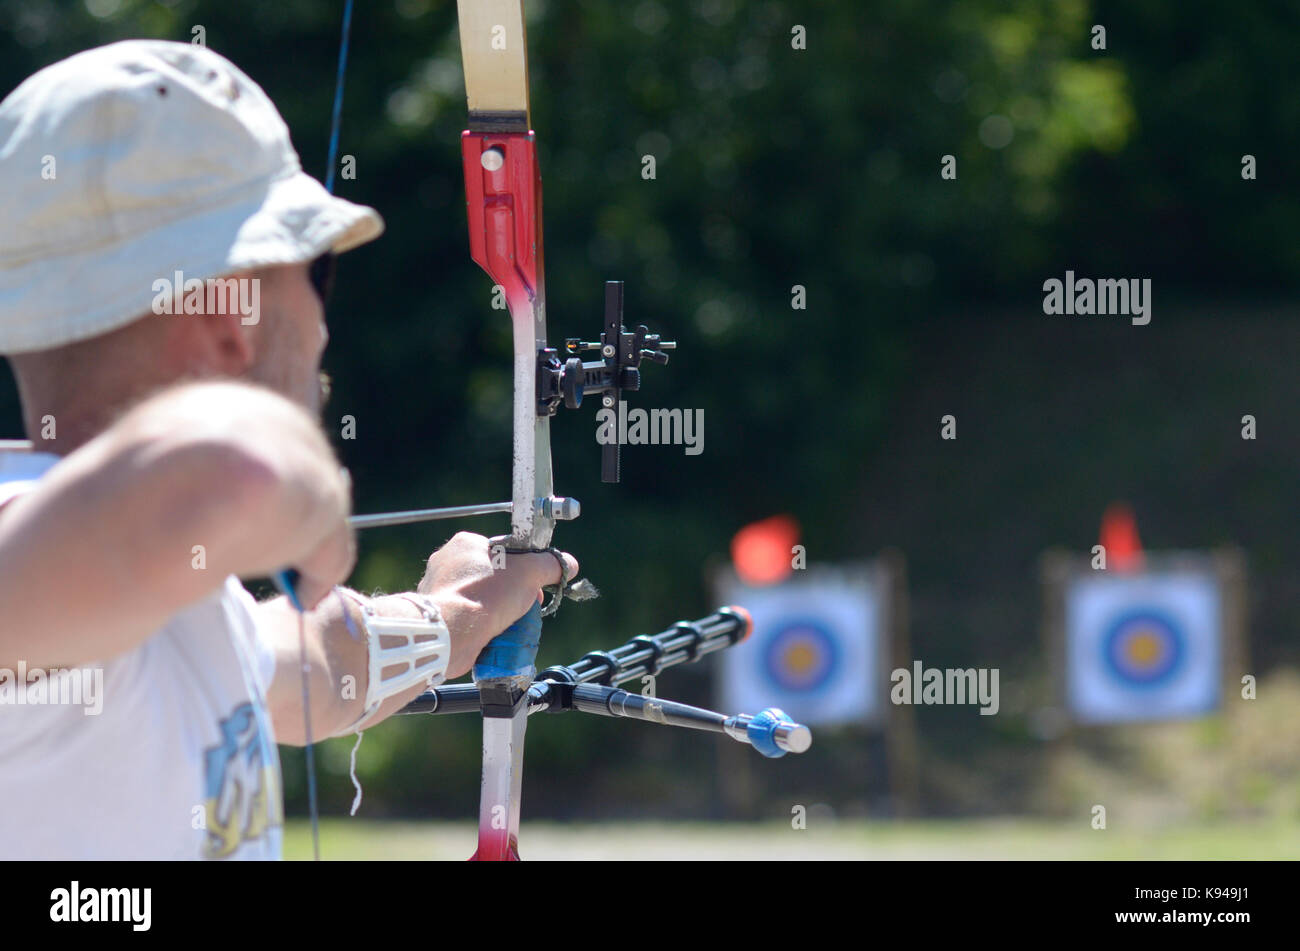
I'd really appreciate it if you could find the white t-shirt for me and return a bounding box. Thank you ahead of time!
[0,450,284,859]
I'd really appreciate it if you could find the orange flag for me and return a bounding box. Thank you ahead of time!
[1100,503,1144,572]
[731,515,801,586]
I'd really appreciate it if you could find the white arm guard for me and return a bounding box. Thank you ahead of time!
[337,593,450,735]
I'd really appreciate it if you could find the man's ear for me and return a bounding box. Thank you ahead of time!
[167,273,260,375]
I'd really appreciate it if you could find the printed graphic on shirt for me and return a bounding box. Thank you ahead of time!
[202,702,283,858]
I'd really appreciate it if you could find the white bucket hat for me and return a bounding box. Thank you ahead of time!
[0,39,384,354]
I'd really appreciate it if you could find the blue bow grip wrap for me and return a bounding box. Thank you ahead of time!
[747,707,795,758]
[474,601,543,682]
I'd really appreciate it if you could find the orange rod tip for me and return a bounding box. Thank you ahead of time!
[728,605,754,642]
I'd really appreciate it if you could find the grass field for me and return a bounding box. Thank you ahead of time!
[283,818,1300,860]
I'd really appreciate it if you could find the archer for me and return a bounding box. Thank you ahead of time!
[0,40,575,860]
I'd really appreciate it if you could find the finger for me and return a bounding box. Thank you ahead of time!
[291,524,356,609]
[295,574,336,612]
[509,548,579,588]
[313,526,357,589]
[555,549,580,583]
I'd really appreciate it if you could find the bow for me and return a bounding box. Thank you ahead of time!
[276,0,807,862]
[455,0,551,862]
[454,0,693,859]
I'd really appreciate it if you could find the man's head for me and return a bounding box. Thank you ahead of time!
[8,255,334,432]
[0,40,383,446]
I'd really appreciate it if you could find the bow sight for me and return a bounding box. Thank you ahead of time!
[538,280,676,484]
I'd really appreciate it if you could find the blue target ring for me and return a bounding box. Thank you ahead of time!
[1101,609,1184,688]
[762,619,838,692]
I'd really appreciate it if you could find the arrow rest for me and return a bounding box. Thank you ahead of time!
[536,280,677,483]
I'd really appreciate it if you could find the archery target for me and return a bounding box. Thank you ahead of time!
[1065,570,1221,724]
[763,620,840,692]
[1103,610,1183,687]
[717,565,884,727]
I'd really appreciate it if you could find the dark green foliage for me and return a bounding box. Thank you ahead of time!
[2,0,1295,818]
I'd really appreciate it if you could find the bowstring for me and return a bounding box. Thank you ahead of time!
[324,0,355,194]
[294,0,355,863]
[295,600,320,861]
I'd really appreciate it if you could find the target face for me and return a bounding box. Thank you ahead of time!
[1064,570,1223,724]
[763,620,839,692]
[1102,610,1184,687]
[717,565,884,726]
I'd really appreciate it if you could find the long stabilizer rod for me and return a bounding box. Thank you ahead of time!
[397,607,813,758]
